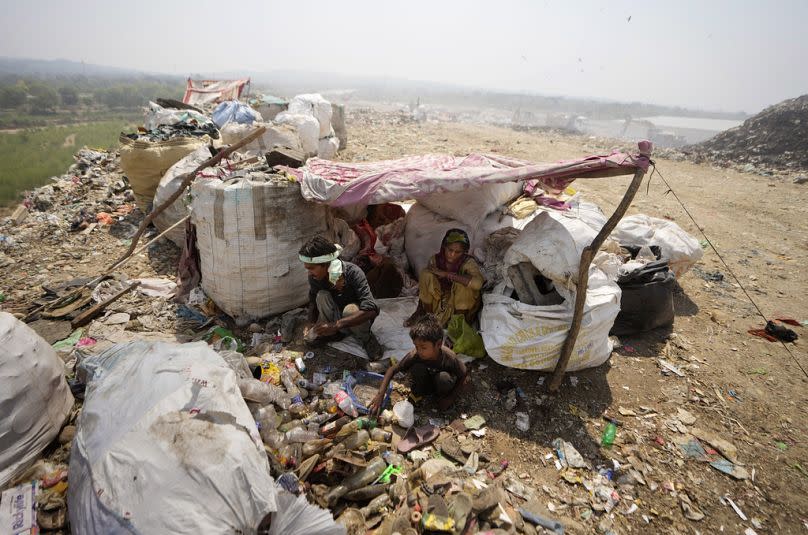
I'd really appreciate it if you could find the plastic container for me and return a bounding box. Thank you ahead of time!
[343,371,393,415]
[392,401,414,429]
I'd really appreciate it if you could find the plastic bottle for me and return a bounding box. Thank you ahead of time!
[320,415,351,437]
[325,457,387,504]
[340,429,370,451]
[302,413,332,426]
[335,417,377,439]
[601,422,617,448]
[238,378,291,410]
[279,419,304,433]
[382,451,405,467]
[297,378,323,393]
[370,428,392,443]
[254,405,280,431]
[260,429,286,449]
[281,368,303,403]
[302,438,331,457]
[288,402,308,418]
[334,390,358,417]
[286,427,319,443]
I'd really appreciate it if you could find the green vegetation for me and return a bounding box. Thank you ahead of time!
[0,121,135,205]
[0,75,185,128]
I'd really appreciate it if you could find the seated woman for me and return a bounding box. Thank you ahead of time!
[405,228,484,328]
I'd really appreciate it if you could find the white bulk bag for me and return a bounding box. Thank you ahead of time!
[503,210,601,291]
[191,173,332,323]
[220,122,302,156]
[481,266,620,372]
[274,112,319,155]
[288,94,333,138]
[68,341,277,534]
[417,181,522,229]
[611,214,703,277]
[153,145,213,247]
[318,136,339,159]
[0,313,74,487]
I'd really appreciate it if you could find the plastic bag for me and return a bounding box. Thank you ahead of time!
[212,100,263,128]
[288,94,333,138]
[611,214,703,277]
[0,313,73,486]
[274,112,319,155]
[68,341,277,534]
[447,314,485,358]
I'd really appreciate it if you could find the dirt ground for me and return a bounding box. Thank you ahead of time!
[339,110,808,533]
[2,108,806,534]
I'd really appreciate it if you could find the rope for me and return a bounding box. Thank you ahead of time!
[649,162,808,380]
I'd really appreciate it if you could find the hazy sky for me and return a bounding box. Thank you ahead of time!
[2,0,806,113]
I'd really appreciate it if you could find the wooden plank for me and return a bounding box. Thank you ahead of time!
[71,281,140,328]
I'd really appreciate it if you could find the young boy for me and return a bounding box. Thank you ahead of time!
[369,314,469,414]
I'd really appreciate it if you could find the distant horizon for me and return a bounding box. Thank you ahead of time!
[2,0,806,116]
[0,55,773,117]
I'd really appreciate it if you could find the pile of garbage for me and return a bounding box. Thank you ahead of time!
[685,93,808,175]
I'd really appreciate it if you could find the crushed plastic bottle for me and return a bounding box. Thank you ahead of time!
[238,378,291,410]
[335,390,358,417]
[285,427,319,443]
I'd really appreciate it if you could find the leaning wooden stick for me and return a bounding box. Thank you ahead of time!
[548,168,646,392]
[109,125,267,271]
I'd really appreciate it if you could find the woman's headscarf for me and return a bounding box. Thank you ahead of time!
[435,228,471,284]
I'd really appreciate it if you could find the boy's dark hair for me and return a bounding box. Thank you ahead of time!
[299,235,337,262]
[409,314,443,343]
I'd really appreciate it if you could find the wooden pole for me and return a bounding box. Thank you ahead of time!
[548,168,646,392]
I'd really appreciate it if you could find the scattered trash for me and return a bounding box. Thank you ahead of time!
[658,358,686,377]
[515,412,530,432]
[463,414,486,430]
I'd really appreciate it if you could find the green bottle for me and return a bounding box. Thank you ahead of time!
[601,422,617,447]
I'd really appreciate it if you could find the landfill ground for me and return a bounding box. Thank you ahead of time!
[1,106,807,534]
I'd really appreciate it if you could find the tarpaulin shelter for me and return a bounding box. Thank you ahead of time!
[183,78,251,107]
[288,141,653,390]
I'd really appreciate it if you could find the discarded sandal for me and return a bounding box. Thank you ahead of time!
[397,424,439,453]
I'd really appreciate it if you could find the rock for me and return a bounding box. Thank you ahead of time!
[794,175,808,184]
[58,425,76,444]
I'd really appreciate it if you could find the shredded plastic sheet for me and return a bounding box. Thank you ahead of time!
[290,144,651,207]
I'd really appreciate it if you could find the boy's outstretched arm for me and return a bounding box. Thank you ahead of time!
[368,363,399,416]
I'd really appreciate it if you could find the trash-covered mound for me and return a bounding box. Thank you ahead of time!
[685,94,808,173]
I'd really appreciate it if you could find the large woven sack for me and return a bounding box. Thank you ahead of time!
[481,266,621,372]
[191,173,333,323]
[119,134,209,210]
[153,145,214,247]
[68,341,277,534]
[0,312,74,486]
